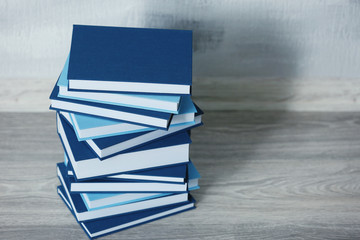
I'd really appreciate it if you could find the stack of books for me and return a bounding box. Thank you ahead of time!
[49,25,203,239]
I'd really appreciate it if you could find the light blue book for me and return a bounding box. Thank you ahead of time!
[80,192,171,211]
[57,56,181,113]
[60,94,197,140]
[188,161,201,191]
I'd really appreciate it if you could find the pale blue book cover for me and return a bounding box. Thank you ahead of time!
[72,95,196,130]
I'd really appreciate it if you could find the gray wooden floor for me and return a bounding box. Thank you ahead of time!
[1,111,360,239]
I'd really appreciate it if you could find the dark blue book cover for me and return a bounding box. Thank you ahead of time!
[57,113,191,162]
[57,185,195,239]
[58,162,188,193]
[66,160,187,181]
[56,113,191,180]
[56,164,190,221]
[50,84,172,129]
[82,104,203,159]
[68,25,192,92]
[89,118,202,159]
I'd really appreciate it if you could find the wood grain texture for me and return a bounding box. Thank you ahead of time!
[192,77,360,112]
[1,111,360,239]
[2,77,360,112]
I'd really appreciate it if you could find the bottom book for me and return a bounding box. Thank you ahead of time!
[57,186,196,239]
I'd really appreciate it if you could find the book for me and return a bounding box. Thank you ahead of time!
[57,167,189,221]
[59,94,197,140]
[57,113,191,180]
[57,185,195,239]
[188,161,201,191]
[78,161,200,210]
[61,111,154,140]
[50,84,172,129]
[81,192,171,210]
[58,56,182,113]
[65,155,187,183]
[68,25,192,95]
[57,163,188,193]
[83,115,202,159]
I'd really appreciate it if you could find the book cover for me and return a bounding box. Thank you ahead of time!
[77,162,200,210]
[85,115,202,159]
[56,166,189,221]
[57,113,191,180]
[57,163,188,193]
[81,192,171,210]
[50,84,172,129]
[57,185,195,239]
[68,25,192,95]
[58,55,182,113]
[65,155,187,183]
[188,161,201,191]
[63,95,198,140]
[66,157,187,183]
[61,111,155,140]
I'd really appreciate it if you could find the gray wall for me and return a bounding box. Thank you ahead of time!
[1,0,359,111]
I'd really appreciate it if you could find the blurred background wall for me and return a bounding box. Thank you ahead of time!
[1,0,359,111]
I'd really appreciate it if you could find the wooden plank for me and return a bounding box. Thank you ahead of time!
[192,77,360,112]
[0,111,360,239]
[2,77,360,112]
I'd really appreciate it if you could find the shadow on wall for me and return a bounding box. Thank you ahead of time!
[141,3,299,202]
[142,2,299,111]
[141,2,300,77]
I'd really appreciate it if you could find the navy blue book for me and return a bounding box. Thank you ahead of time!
[85,113,202,159]
[56,113,191,180]
[58,55,182,113]
[57,185,195,239]
[74,104,202,159]
[68,25,192,95]
[57,163,188,193]
[56,166,189,222]
[50,84,172,129]
[57,94,197,141]
[66,156,187,183]
[64,161,199,211]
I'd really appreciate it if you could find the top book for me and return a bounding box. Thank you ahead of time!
[68,25,192,95]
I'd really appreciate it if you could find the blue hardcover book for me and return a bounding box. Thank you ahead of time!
[65,155,187,183]
[83,115,202,159]
[57,163,188,193]
[50,84,172,129]
[60,96,197,141]
[78,161,200,210]
[58,56,182,113]
[56,166,189,221]
[59,94,197,141]
[57,185,195,239]
[68,25,192,95]
[57,113,191,180]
